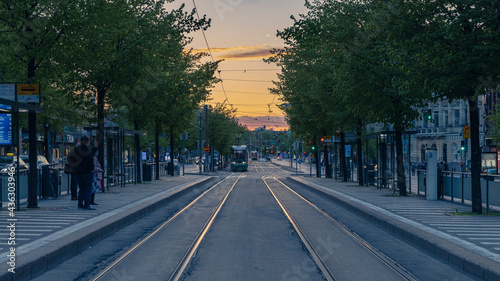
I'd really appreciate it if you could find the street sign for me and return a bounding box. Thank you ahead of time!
[17,84,40,103]
[323,136,332,143]
[463,125,471,134]
[204,146,210,152]
[463,133,471,139]
[298,159,303,164]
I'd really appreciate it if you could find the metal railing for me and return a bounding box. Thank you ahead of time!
[417,170,500,212]
[0,161,178,207]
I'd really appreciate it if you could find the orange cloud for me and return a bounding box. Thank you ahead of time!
[193,45,275,61]
[237,115,289,131]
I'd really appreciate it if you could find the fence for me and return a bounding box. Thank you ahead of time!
[417,170,500,212]
[0,161,174,207]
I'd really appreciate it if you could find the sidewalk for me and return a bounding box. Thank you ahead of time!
[0,174,217,281]
[290,176,500,281]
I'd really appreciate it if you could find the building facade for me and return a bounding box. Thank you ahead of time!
[411,96,489,170]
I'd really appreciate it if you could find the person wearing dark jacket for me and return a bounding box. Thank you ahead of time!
[68,136,95,210]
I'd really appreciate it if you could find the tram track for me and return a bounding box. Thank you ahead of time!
[263,176,419,281]
[91,173,242,281]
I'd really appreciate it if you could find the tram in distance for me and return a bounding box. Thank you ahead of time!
[230,145,249,172]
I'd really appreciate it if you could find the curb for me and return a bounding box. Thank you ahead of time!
[1,177,216,281]
[288,176,500,281]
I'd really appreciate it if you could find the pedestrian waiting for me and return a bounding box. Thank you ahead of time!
[91,146,103,205]
[67,136,95,210]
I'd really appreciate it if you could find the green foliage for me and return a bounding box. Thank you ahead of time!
[207,103,245,156]
[0,0,220,142]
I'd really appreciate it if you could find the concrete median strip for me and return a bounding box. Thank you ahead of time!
[0,176,213,281]
[290,176,500,281]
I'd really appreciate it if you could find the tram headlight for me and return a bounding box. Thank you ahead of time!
[231,162,236,164]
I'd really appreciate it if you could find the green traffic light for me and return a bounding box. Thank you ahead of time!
[311,146,315,150]
[461,146,465,151]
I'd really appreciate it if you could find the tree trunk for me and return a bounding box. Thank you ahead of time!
[356,127,364,186]
[134,120,142,183]
[395,128,407,196]
[169,126,175,176]
[340,132,347,182]
[324,140,331,178]
[44,123,50,160]
[314,137,320,177]
[27,56,38,208]
[468,97,482,214]
[155,129,160,180]
[97,87,106,173]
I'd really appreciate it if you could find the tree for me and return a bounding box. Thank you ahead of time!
[207,102,245,169]
[0,0,81,207]
[377,0,500,212]
[59,0,214,179]
[270,0,427,188]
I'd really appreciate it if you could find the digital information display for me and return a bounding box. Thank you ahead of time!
[0,114,12,145]
[0,85,15,145]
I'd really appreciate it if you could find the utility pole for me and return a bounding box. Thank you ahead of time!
[204,105,208,172]
[199,110,202,174]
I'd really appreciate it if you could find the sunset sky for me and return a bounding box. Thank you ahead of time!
[175,0,308,130]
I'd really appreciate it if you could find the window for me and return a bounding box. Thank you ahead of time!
[434,112,439,127]
[442,144,447,163]
[454,110,460,127]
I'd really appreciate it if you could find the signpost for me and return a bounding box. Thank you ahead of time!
[16,84,40,103]
[463,125,471,139]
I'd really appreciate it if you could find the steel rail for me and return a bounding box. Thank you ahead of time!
[168,173,242,281]
[92,173,236,281]
[262,176,337,281]
[272,177,419,281]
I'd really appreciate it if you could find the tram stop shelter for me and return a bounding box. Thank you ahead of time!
[0,96,43,210]
[84,120,146,191]
[360,129,417,193]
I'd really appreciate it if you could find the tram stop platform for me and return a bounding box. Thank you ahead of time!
[289,175,500,281]
[0,174,217,281]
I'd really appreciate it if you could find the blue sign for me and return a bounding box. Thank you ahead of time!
[298,159,303,164]
[345,145,351,158]
[0,114,12,145]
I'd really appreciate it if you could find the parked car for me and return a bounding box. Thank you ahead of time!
[0,155,29,174]
[20,155,50,169]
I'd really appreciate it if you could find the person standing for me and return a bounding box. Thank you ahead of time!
[68,136,95,210]
[67,141,80,200]
[91,147,103,205]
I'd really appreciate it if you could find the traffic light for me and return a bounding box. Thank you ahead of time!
[426,109,432,120]
[320,137,324,143]
[461,140,465,151]
[311,146,315,151]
